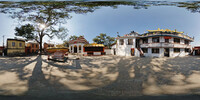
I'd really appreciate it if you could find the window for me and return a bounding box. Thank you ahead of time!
[174,38,180,43]
[36,44,38,48]
[142,38,148,43]
[152,48,159,53]
[128,39,133,45]
[19,43,22,47]
[12,42,15,47]
[165,39,169,43]
[119,39,124,45]
[185,48,190,52]
[142,48,148,53]
[174,48,180,53]
[184,40,189,45]
[32,44,34,48]
[152,37,159,43]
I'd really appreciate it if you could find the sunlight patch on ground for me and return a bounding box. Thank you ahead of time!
[0,61,36,95]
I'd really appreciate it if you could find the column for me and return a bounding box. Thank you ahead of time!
[77,45,79,54]
[72,45,74,53]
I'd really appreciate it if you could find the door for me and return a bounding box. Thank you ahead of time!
[113,49,116,55]
[131,48,135,56]
[164,48,169,57]
[74,47,77,53]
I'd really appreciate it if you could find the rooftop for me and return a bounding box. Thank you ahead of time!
[69,36,89,44]
[84,43,104,47]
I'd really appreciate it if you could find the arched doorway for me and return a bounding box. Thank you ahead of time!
[74,45,77,53]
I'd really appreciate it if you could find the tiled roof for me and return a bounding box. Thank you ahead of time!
[69,36,89,44]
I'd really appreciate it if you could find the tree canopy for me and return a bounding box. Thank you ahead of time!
[93,33,115,48]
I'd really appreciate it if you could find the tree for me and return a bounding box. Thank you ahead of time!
[63,40,69,47]
[15,24,35,40]
[93,33,115,48]
[0,2,95,54]
[69,35,78,41]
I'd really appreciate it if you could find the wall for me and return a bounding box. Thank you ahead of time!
[27,43,39,53]
[143,48,164,57]
[170,48,189,57]
[7,40,25,55]
[105,49,112,55]
[69,43,85,54]
[115,38,140,57]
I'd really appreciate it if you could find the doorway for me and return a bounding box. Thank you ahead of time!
[113,49,116,55]
[74,46,77,53]
[131,48,135,56]
[164,48,170,57]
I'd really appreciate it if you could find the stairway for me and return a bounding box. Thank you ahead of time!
[137,47,144,57]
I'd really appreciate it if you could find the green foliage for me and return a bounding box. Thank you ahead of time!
[69,35,78,41]
[63,40,69,47]
[93,33,115,48]
[15,24,35,40]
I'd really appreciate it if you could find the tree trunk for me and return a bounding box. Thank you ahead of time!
[39,36,43,55]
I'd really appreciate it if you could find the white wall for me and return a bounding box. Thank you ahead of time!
[105,49,112,55]
[170,48,189,57]
[69,43,85,54]
[115,38,140,57]
[143,48,164,57]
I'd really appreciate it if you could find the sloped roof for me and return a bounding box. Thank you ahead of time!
[69,36,89,44]
[84,43,104,47]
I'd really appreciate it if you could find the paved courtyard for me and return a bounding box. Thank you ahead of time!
[0,55,200,99]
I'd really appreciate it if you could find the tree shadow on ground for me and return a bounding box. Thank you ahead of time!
[0,55,200,100]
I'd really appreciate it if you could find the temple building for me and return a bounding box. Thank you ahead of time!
[83,43,105,56]
[69,36,89,54]
[112,28,194,57]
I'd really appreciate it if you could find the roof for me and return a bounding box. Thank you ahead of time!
[84,43,104,47]
[27,42,38,44]
[116,31,139,39]
[147,28,184,34]
[44,42,54,45]
[7,38,25,42]
[69,36,89,44]
[140,28,194,41]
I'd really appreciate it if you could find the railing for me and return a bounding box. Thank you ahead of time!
[140,42,192,48]
[140,33,194,41]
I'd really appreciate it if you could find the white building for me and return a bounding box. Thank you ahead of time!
[69,36,89,54]
[112,31,141,57]
[112,29,194,57]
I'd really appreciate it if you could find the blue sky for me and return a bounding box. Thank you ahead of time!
[0,4,200,46]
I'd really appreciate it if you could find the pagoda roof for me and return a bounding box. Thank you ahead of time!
[69,36,89,44]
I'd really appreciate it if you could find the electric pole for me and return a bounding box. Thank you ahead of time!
[2,35,4,47]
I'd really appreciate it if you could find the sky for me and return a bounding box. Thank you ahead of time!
[0,3,200,46]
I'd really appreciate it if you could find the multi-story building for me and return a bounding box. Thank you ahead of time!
[112,29,194,57]
[7,38,25,56]
[26,42,39,54]
[113,31,140,57]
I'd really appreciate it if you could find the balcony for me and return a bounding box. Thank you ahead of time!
[140,42,191,48]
